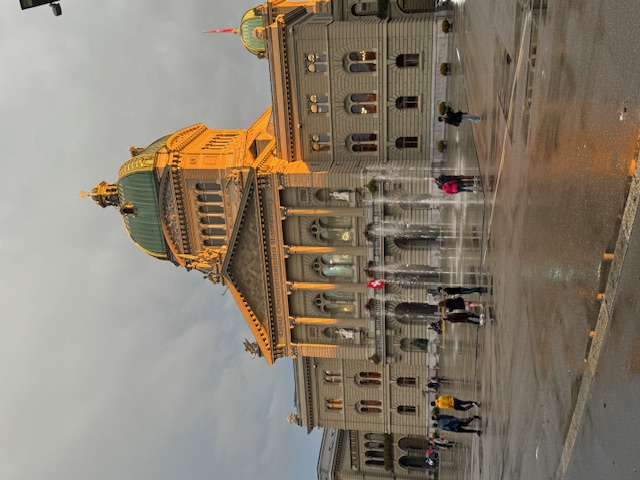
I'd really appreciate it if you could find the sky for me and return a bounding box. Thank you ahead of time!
[0,1,322,479]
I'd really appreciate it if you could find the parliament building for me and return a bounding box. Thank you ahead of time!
[88,0,462,477]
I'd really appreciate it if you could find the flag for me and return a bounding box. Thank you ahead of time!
[366,279,385,289]
[203,28,238,34]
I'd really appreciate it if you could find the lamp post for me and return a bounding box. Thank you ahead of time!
[19,0,62,16]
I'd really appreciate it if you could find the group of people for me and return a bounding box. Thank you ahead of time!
[429,382,483,436]
[433,285,486,325]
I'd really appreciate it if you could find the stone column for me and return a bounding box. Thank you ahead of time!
[285,245,365,256]
[287,281,367,293]
[282,207,364,217]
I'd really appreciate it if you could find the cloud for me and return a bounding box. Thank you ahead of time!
[0,0,321,478]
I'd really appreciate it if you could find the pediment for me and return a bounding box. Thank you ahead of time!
[221,169,274,363]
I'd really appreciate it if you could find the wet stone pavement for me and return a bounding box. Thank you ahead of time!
[432,0,640,479]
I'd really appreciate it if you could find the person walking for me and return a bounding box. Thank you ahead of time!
[432,414,482,435]
[443,310,484,325]
[431,395,480,412]
[438,107,482,126]
[437,286,485,296]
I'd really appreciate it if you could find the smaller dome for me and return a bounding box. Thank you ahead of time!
[239,8,266,56]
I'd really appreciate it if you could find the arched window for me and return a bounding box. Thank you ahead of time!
[397,0,437,13]
[195,182,221,192]
[200,216,225,225]
[306,53,327,73]
[397,377,417,387]
[397,405,417,415]
[197,193,223,203]
[345,51,377,72]
[349,133,378,152]
[400,338,430,352]
[356,371,382,386]
[326,398,343,410]
[396,136,419,149]
[396,54,420,67]
[398,437,429,452]
[395,303,439,323]
[364,441,384,449]
[324,370,342,383]
[365,459,385,467]
[364,433,386,442]
[357,400,382,414]
[309,217,354,244]
[315,292,356,315]
[348,93,377,114]
[396,96,419,109]
[309,95,329,114]
[399,456,430,471]
[365,451,384,458]
[202,228,226,237]
[204,238,224,247]
[310,134,331,152]
[351,0,378,16]
[312,254,354,278]
[198,205,224,214]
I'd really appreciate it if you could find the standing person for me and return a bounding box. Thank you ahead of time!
[426,375,449,390]
[434,174,477,187]
[429,437,455,449]
[438,286,485,296]
[439,179,474,194]
[432,414,482,435]
[438,297,483,312]
[431,395,480,412]
[443,310,484,325]
[438,107,481,126]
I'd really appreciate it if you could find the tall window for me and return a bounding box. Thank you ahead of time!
[348,94,377,114]
[309,94,329,113]
[324,370,342,383]
[357,400,382,414]
[315,292,356,315]
[396,96,419,109]
[326,398,343,410]
[351,0,378,16]
[306,53,327,73]
[345,51,377,72]
[350,133,378,152]
[356,372,382,386]
[397,405,417,415]
[312,254,355,278]
[310,217,354,244]
[310,134,331,152]
[396,137,419,148]
[396,54,420,67]
[397,377,417,387]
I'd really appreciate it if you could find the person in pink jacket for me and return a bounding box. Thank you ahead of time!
[440,180,473,194]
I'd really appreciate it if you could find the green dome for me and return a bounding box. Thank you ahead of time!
[239,8,266,56]
[117,169,166,259]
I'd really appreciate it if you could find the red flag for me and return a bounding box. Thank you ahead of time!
[203,28,237,34]
[366,279,385,289]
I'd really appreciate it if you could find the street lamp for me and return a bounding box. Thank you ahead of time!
[19,0,62,16]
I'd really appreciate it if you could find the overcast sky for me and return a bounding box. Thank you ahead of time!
[0,1,321,479]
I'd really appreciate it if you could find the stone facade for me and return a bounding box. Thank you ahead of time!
[89,0,457,477]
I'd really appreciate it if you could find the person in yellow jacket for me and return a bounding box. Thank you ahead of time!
[431,395,479,412]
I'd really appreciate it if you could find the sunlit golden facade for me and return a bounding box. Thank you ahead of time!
[90,0,454,476]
